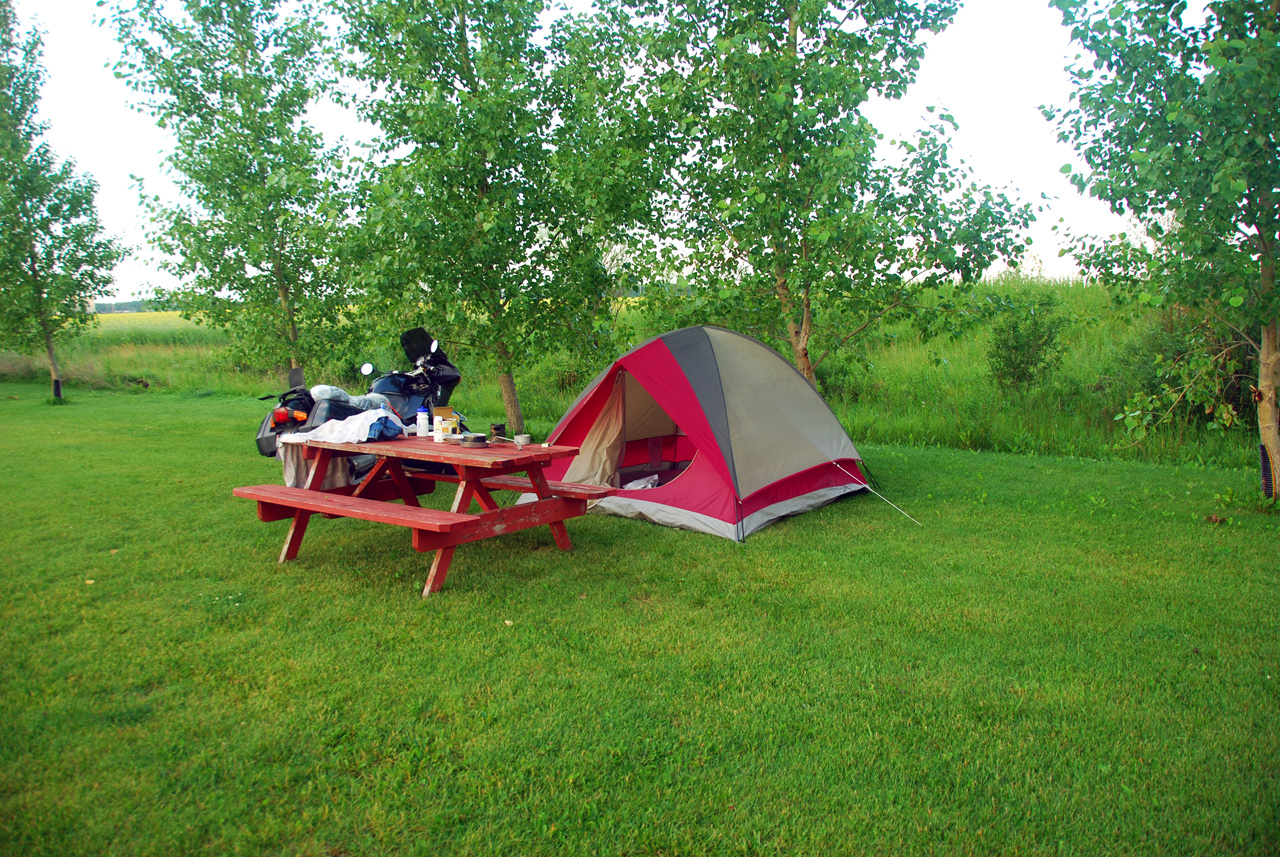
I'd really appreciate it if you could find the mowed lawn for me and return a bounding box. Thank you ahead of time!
[0,382,1276,855]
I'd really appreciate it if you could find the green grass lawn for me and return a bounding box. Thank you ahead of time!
[1,382,1276,855]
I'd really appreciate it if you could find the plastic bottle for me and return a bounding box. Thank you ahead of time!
[417,406,430,438]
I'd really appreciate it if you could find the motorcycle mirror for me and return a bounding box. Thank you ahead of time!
[430,339,438,354]
[360,362,375,377]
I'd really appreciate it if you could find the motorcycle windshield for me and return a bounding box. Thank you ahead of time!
[400,328,437,364]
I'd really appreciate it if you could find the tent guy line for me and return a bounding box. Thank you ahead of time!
[834,462,923,528]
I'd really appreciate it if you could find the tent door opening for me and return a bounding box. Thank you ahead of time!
[615,372,693,489]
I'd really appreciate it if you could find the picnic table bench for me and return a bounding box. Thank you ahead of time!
[232,484,480,530]
[233,436,613,596]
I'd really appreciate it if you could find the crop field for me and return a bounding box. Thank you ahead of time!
[0,379,1276,855]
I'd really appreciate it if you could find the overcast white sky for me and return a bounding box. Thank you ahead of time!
[13,0,1130,301]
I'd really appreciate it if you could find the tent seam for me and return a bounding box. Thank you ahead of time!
[693,327,744,538]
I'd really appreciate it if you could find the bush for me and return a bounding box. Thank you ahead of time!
[521,346,613,395]
[813,349,875,402]
[1097,311,1259,431]
[1097,317,1189,402]
[986,292,1068,392]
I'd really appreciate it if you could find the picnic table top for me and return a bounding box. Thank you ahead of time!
[302,435,580,470]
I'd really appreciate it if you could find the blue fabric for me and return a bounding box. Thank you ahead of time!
[365,415,405,441]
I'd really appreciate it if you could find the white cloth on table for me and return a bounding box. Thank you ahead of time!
[278,409,406,446]
[275,409,407,488]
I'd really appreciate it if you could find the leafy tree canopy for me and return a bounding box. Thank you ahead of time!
[0,0,122,399]
[112,0,350,372]
[1046,0,1280,496]
[629,0,1032,383]
[339,0,669,430]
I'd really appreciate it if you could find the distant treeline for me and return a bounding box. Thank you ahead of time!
[95,300,153,314]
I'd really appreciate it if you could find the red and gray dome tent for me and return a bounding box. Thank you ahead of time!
[540,326,868,541]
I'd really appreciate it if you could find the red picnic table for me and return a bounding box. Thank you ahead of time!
[233,436,614,596]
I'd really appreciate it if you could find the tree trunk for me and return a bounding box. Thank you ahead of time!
[1259,238,1279,497]
[498,371,525,436]
[773,6,816,386]
[44,329,62,400]
[1250,178,1278,497]
[775,270,815,385]
[1260,318,1279,498]
[495,343,525,434]
[275,251,301,370]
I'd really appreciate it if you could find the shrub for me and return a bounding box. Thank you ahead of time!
[813,350,862,401]
[986,292,1068,392]
[1094,315,1192,412]
[1097,312,1258,425]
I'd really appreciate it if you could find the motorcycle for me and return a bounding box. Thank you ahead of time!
[255,328,464,460]
[359,327,462,428]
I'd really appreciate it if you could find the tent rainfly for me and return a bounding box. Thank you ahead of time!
[539,326,868,540]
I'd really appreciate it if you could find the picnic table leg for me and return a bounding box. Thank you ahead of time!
[527,468,573,551]
[280,448,332,562]
[351,458,391,499]
[385,460,421,506]
[472,482,500,512]
[422,547,455,596]
[421,475,481,597]
[353,458,433,505]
